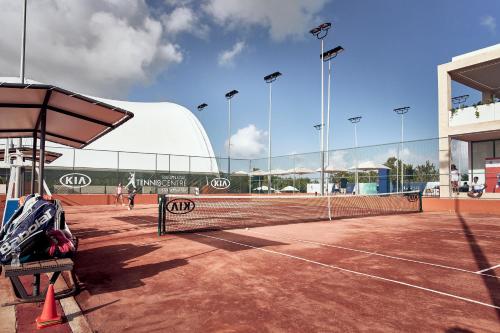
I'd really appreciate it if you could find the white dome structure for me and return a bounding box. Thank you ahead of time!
[0,77,218,173]
[88,97,218,173]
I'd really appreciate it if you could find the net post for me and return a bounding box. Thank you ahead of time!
[158,194,166,235]
[418,191,423,212]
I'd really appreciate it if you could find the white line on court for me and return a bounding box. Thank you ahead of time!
[476,264,500,274]
[195,232,500,310]
[243,229,498,279]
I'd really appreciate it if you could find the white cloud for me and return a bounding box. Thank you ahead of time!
[218,41,246,67]
[204,0,329,41]
[480,15,496,33]
[0,0,183,97]
[161,6,209,38]
[226,124,267,158]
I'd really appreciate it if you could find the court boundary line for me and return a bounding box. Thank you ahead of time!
[244,229,498,279]
[477,264,500,274]
[195,232,500,310]
[123,215,498,278]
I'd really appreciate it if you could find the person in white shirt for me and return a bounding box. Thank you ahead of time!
[450,164,459,194]
[468,176,487,198]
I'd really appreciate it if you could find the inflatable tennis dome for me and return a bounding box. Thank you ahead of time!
[0,77,218,174]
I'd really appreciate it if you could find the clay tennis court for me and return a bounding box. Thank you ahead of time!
[62,202,500,333]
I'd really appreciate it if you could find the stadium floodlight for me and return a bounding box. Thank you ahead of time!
[310,22,332,195]
[225,90,238,99]
[348,117,362,195]
[197,103,208,111]
[393,106,410,192]
[451,95,469,108]
[225,90,239,176]
[321,46,344,61]
[264,71,282,83]
[309,22,331,40]
[322,45,344,197]
[264,71,282,194]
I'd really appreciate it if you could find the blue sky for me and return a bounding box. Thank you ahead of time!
[1,0,499,159]
[134,0,500,157]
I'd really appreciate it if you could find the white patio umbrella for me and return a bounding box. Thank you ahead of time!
[348,161,390,171]
[232,170,249,176]
[250,169,269,176]
[316,165,349,173]
[253,185,276,192]
[287,167,315,193]
[281,185,299,192]
[348,161,390,184]
[270,169,290,175]
[287,167,315,175]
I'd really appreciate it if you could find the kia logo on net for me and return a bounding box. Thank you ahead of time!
[166,198,195,214]
[59,173,92,188]
[210,177,230,190]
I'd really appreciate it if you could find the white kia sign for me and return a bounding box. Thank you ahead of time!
[210,177,230,190]
[59,173,92,188]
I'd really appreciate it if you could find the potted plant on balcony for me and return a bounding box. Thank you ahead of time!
[472,101,483,118]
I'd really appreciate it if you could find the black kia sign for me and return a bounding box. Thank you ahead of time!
[166,198,195,214]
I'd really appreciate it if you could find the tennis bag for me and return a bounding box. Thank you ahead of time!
[0,195,57,265]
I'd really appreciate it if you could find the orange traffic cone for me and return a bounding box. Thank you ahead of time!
[35,284,63,329]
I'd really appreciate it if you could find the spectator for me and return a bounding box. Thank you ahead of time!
[467,176,487,198]
[450,164,459,195]
[340,178,347,194]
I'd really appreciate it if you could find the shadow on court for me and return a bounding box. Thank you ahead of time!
[454,199,500,320]
[114,215,157,227]
[73,227,127,240]
[178,230,288,252]
[75,242,188,295]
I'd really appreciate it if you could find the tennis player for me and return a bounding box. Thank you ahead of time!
[128,188,137,210]
[115,183,124,206]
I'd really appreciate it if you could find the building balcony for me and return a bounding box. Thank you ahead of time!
[449,102,499,127]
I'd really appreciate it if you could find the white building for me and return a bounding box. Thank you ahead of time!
[438,44,500,197]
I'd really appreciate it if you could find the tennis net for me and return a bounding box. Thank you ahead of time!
[158,191,422,233]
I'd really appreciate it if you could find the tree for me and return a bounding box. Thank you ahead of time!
[414,160,438,182]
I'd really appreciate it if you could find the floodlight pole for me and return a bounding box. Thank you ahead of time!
[225,90,238,176]
[20,0,27,84]
[310,22,331,195]
[264,72,282,194]
[268,81,273,194]
[322,45,344,195]
[326,60,331,194]
[394,107,410,192]
[348,117,361,194]
[228,98,231,175]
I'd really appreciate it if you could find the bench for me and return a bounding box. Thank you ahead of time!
[1,258,78,306]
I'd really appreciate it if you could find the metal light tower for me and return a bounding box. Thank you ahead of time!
[348,117,362,194]
[20,0,27,84]
[264,71,282,194]
[310,22,331,195]
[225,90,238,176]
[322,46,344,194]
[197,103,208,112]
[394,107,410,192]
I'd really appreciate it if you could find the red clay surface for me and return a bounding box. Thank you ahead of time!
[15,274,71,333]
[62,203,500,333]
